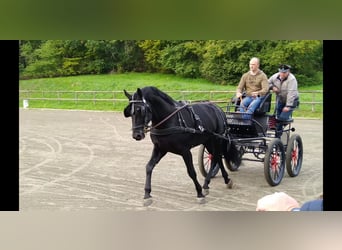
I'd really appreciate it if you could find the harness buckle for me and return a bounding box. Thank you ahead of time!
[198,125,205,132]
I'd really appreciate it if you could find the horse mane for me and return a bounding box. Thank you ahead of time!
[141,86,177,106]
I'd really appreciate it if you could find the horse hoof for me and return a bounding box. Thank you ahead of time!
[227,179,234,189]
[197,197,206,204]
[203,188,209,196]
[143,198,153,206]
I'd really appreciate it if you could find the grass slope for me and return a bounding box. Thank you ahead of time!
[19,72,322,119]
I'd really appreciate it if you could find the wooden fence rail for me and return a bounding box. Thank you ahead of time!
[19,90,323,112]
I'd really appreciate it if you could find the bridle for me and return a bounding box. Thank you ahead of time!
[129,98,152,133]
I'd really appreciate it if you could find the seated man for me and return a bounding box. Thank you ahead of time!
[268,64,299,138]
[236,57,269,114]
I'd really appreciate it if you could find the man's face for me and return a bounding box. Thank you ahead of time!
[279,71,289,78]
[249,60,259,71]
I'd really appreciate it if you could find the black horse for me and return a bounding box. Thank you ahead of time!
[123,86,239,205]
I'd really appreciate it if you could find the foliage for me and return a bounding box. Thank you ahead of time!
[137,40,172,72]
[20,40,323,86]
[200,40,257,84]
[160,40,204,78]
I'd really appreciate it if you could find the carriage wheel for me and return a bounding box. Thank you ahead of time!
[225,145,243,171]
[264,138,285,186]
[198,144,220,178]
[286,134,303,177]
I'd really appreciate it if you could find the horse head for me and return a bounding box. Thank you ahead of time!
[123,88,152,141]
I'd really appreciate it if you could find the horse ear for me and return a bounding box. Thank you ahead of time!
[123,105,131,117]
[124,89,132,100]
[137,88,143,98]
[123,89,132,117]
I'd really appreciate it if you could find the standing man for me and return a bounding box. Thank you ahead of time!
[268,64,299,138]
[236,57,269,114]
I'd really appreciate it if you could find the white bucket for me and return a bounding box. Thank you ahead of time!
[23,99,29,109]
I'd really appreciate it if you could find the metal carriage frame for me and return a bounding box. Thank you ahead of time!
[198,92,303,186]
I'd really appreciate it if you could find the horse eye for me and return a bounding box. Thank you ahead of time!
[137,107,145,114]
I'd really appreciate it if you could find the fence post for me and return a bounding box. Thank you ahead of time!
[113,91,115,107]
[312,92,315,112]
[23,99,29,108]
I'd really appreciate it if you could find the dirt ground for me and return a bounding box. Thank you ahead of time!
[19,108,323,211]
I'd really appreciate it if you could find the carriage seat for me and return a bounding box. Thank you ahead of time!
[254,92,272,116]
[228,91,272,116]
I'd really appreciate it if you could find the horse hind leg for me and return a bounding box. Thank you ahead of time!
[182,150,206,204]
[202,158,218,196]
[222,141,238,189]
[219,159,234,189]
[217,147,233,188]
[202,155,233,193]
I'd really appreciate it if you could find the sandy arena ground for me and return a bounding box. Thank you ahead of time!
[19,109,323,211]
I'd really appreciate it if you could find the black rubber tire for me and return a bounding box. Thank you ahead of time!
[286,134,303,177]
[264,138,285,186]
[198,144,220,178]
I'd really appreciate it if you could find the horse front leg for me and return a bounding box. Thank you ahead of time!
[182,150,205,204]
[143,146,166,206]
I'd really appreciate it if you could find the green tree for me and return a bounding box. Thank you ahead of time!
[160,40,204,78]
[137,40,177,72]
[200,40,266,84]
[19,40,323,86]
[19,40,44,76]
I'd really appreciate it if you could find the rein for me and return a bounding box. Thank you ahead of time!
[145,103,189,132]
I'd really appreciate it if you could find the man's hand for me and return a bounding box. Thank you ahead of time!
[282,107,290,112]
[271,86,279,93]
[251,91,259,97]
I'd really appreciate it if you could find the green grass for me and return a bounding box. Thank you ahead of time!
[19,72,323,119]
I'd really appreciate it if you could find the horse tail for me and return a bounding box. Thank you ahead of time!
[224,140,240,167]
[212,104,240,165]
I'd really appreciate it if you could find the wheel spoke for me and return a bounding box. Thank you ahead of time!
[204,158,210,167]
[270,146,282,181]
[290,141,299,171]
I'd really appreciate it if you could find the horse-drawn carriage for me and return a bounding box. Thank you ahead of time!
[197,92,303,186]
[124,86,303,204]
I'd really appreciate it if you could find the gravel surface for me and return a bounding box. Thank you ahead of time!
[19,109,323,211]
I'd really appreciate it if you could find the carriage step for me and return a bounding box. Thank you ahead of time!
[233,139,265,148]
